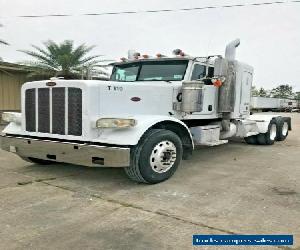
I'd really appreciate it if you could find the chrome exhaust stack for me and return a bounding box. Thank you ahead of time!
[225,39,240,61]
[214,39,241,129]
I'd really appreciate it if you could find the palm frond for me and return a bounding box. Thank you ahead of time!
[78,55,104,64]
[0,24,9,45]
[18,49,59,69]
[0,39,9,45]
[30,44,51,58]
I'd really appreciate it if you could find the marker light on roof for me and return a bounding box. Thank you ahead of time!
[172,49,182,56]
[156,53,166,58]
[142,54,149,59]
[128,50,141,60]
[133,52,141,59]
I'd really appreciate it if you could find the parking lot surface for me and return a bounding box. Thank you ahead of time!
[0,113,299,250]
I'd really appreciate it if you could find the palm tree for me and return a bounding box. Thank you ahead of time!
[19,40,107,79]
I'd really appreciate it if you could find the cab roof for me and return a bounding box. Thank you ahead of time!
[110,56,217,67]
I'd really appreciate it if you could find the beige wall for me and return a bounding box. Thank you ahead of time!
[0,71,27,111]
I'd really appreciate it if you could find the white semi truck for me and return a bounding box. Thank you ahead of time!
[0,39,291,184]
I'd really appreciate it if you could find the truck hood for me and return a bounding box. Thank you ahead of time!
[6,79,176,141]
[21,79,175,116]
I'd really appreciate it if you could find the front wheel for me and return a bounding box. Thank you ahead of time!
[124,129,183,184]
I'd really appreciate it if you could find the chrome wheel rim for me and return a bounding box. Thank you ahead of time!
[270,124,277,140]
[282,122,288,136]
[150,140,177,173]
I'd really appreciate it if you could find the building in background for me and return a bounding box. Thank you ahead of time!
[0,62,33,123]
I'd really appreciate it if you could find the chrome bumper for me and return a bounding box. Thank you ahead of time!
[0,135,130,167]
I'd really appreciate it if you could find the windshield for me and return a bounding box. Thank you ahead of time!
[110,60,188,82]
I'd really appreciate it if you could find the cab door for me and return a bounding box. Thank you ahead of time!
[185,63,218,117]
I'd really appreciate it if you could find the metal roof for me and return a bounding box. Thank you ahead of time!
[0,62,33,72]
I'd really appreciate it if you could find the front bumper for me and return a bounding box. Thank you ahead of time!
[0,135,130,167]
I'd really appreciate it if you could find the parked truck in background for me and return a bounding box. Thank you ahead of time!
[251,96,299,112]
[0,39,292,184]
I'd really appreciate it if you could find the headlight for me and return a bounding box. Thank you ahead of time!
[96,118,137,128]
[1,112,21,124]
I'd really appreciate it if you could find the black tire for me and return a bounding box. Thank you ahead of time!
[21,157,54,165]
[244,135,258,145]
[124,129,183,184]
[276,117,289,141]
[256,119,277,145]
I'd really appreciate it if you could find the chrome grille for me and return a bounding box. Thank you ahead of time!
[52,88,65,135]
[38,88,50,133]
[25,89,36,132]
[68,88,82,136]
[25,87,82,136]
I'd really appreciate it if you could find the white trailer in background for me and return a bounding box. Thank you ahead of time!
[1,39,292,184]
[251,97,299,112]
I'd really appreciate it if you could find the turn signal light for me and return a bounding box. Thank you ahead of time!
[212,79,223,87]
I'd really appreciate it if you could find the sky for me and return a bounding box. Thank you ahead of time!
[0,0,299,91]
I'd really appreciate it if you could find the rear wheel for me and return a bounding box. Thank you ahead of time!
[244,135,258,145]
[257,119,277,145]
[124,129,183,184]
[276,118,289,141]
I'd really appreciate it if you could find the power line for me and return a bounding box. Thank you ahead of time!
[1,0,300,19]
